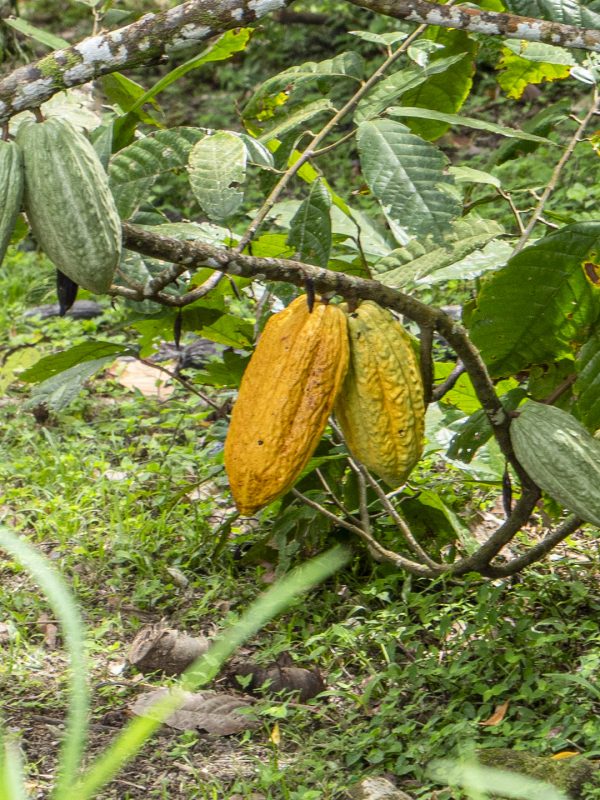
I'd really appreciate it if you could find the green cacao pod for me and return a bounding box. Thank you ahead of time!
[0,139,23,265]
[225,295,349,516]
[335,300,425,487]
[17,117,121,294]
[511,400,600,527]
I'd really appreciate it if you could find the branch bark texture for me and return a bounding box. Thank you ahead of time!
[0,0,290,123]
[2,0,600,123]
[350,0,600,52]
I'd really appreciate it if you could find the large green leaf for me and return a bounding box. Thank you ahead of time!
[109,127,205,218]
[20,342,131,383]
[357,119,460,241]
[399,30,476,141]
[575,329,600,430]
[243,52,363,121]
[354,54,466,124]
[287,179,332,268]
[24,359,113,412]
[469,223,600,378]
[374,218,504,288]
[387,107,554,144]
[503,0,600,27]
[187,132,247,221]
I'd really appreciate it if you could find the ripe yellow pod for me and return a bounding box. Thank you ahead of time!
[335,301,424,487]
[225,295,349,516]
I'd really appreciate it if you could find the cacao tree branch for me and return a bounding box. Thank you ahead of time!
[291,489,438,575]
[120,222,525,483]
[481,515,582,577]
[431,361,465,403]
[348,0,600,52]
[0,0,599,126]
[0,0,292,124]
[513,88,600,254]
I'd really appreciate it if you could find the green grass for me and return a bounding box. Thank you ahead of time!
[0,246,599,799]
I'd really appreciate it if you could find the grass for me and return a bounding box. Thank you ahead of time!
[0,250,599,799]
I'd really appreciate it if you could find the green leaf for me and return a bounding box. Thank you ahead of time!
[493,99,570,165]
[187,131,247,221]
[4,16,69,49]
[258,99,335,143]
[195,350,250,388]
[449,165,502,189]
[502,0,600,28]
[248,233,295,259]
[287,179,332,268]
[354,53,466,124]
[399,30,476,141]
[447,387,526,461]
[575,329,600,430]
[20,342,131,383]
[469,222,600,378]
[236,134,274,168]
[25,358,111,411]
[100,73,160,126]
[374,218,502,287]
[117,28,252,127]
[182,307,253,348]
[357,119,460,241]
[109,127,205,218]
[243,52,363,121]
[497,46,572,99]
[388,107,554,144]
[0,348,42,393]
[502,40,577,65]
[349,30,409,46]
[90,122,114,171]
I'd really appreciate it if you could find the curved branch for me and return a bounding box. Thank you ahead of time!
[0,0,291,124]
[349,0,600,52]
[481,515,582,577]
[121,221,522,478]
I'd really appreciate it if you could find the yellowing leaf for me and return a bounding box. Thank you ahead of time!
[551,751,581,760]
[270,721,281,745]
[497,48,571,99]
[479,700,509,726]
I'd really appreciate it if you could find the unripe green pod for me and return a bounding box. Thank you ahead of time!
[0,139,24,264]
[511,401,600,527]
[17,117,121,294]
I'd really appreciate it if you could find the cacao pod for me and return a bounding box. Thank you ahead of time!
[225,295,349,516]
[17,117,121,294]
[511,400,600,527]
[335,300,425,487]
[0,139,23,265]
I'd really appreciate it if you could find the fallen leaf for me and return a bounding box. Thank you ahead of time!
[231,662,325,701]
[130,688,256,734]
[129,624,210,676]
[551,751,581,759]
[480,700,509,726]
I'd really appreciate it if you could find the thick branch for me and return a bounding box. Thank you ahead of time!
[349,0,600,52]
[121,222,522,477]
[0,0,290,123]
[481,515,582,578]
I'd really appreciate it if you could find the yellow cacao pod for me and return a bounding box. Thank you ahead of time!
[225,295,349,516]
[334,301,425,487]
